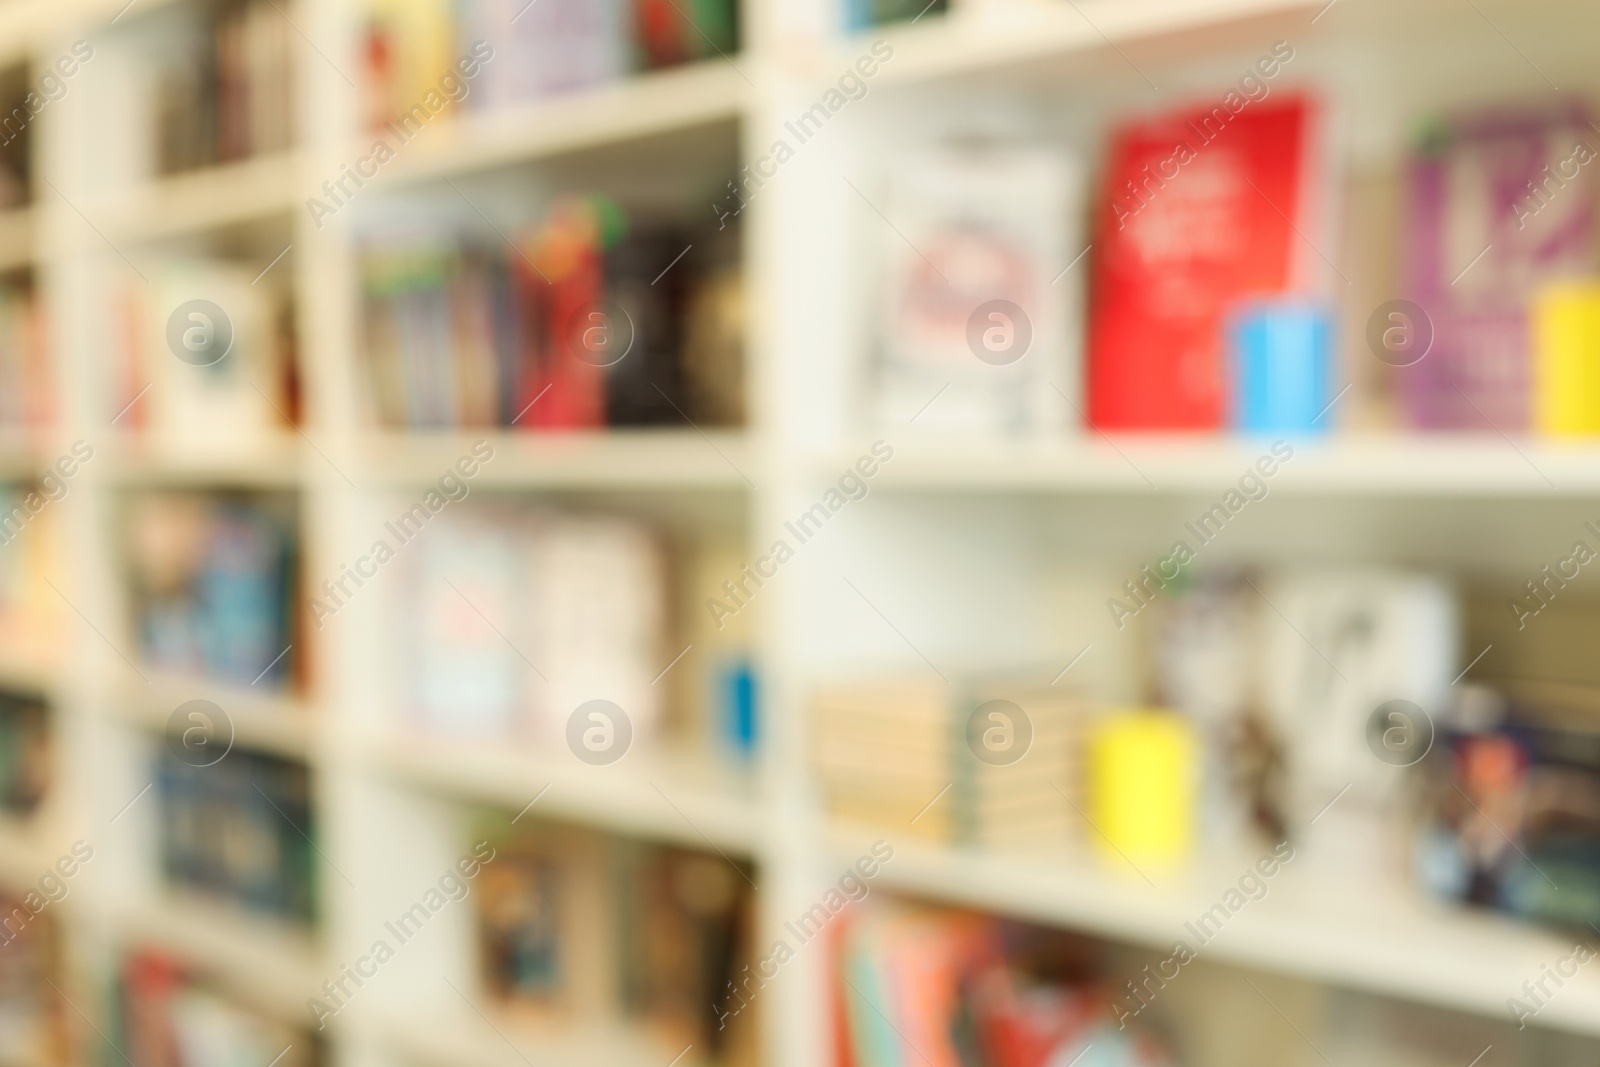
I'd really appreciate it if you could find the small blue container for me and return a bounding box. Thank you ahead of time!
[1229,301,1333,434]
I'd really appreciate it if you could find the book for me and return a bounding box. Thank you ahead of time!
[406,509,523,740]
[126,492,297,689]
[121,949,315,1067]
[1403,104,1600,430]
[155,747,317,924]
[1088,95,1320,430]
[618,839,751,1054]
[0,281,49,436]
[0,689,48,815]
[876,145,1076,438]
[138,259,290,451]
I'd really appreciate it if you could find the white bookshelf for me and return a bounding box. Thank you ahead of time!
[4,0,1600,1066]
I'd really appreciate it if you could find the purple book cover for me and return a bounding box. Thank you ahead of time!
[1404,103,1600,430]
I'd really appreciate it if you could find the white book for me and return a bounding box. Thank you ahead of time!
[876,144,1079,438]
[144,259,285,452]
[409,511,523,740]
[527,515,665,749]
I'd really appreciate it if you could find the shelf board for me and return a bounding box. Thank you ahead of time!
[118,890,324,1018]
[375,1005,705,1067]
[827,0,1318,90]
[837,828,1600,1039]
[93,152,301,243]
[117,670,316,761]
[369,61,745,188]
[357,430,754,491]
[102,433,308,487]
[0,206,33,272]
[831,435,1600,497]
[370,732,760,855]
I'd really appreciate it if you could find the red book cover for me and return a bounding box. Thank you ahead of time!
[521,202,607,430]
[1087,95,1318,430]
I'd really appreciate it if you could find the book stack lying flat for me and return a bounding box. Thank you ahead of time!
[813,676,1083,848]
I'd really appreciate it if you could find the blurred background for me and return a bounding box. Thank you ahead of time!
[4,0,1600,1065]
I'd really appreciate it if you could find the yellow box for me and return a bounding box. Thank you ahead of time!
[1088,710,1196,870]
[1534,281,1600,437]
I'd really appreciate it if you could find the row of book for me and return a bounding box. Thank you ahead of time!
[0,903,66,1066]
[0,688,48,816]
[0,283,48,436]
[359,198,743,429]
[126,492,297,691]
[155,0,294,173]
[815,565,1460,867]
[121,950,318,1067]
[833,901,1176,1067]
[107,257,298,449]
[363,0,739,130]
[880,95,1600,436]
[156,747,318,924]
[475,813,756,1060]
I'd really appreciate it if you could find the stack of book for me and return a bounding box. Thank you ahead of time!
[121,949,315,1067]
[125,492,297,690]
[0,689,48,815]
[154,0,294,173]
[0,282,48,436]
[156,748,317,924]
[359,199,742,430]
[813,676,1082,847]
[0,903,66,1066]
[402,506,666,748]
